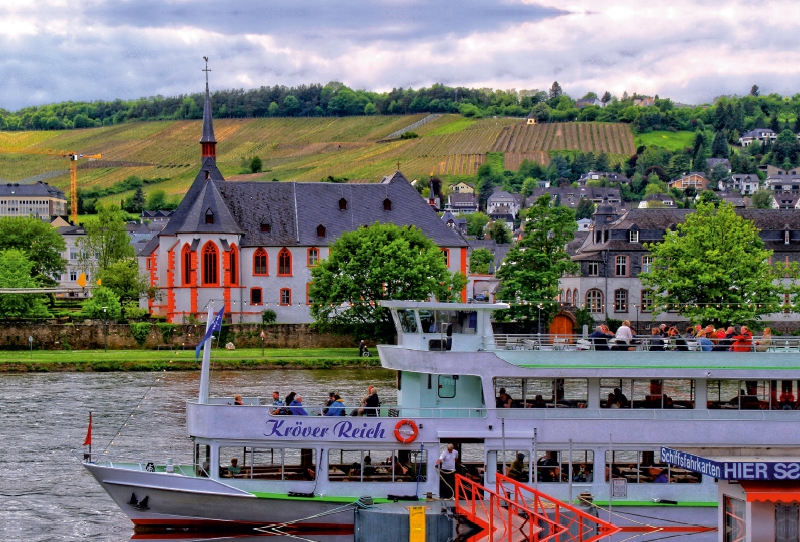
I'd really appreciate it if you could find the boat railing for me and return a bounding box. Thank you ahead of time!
[493,333,796,352]
[74,450,199,476]
[190,400,487,418]
[495,406,800,421]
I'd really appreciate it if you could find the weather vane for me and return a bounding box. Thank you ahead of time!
[203,56,211,86]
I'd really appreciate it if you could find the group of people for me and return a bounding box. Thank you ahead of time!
[262,386,380,417]
[589,322,773,352]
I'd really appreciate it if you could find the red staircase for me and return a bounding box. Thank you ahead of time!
[454,473,620,542]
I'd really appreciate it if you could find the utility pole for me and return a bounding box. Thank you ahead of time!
[102,306,108,351]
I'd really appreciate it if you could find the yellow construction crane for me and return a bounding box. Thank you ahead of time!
[0,147,101,223]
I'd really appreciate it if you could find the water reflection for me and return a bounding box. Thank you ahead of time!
[0,369,395,541]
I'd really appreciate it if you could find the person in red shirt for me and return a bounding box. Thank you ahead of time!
[731,326,753,352]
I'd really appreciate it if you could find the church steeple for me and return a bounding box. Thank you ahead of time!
[200,56,217,161]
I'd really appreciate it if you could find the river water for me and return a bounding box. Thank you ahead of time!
[0,369,397,542]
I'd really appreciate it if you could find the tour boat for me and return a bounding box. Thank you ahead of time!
[80,301,800,537]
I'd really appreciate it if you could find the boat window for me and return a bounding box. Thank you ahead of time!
[606,449,701,484]
[600,379,695,409]
[499,450,531,484]
[532,450,594,483]
[724,496,746,542]
[707,380,796,410]
[419,311,434,332]
[438,375,457,398]
[493,378,588,408]
[328,449,427,483]
[219,447,315,481]
[397,310,418,333]
[194,443,210,477]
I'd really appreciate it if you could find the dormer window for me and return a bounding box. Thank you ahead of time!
[205,208,214,224]
[629,230,639,243]
[383,198,392,211]
[786,230,791,245]
[317,224,326,238]
[339,198,348,210]
[260,220,271,233]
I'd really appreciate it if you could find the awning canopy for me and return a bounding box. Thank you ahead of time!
[739,481,800,503]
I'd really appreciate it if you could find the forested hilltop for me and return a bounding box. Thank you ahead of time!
[0,80,794,137]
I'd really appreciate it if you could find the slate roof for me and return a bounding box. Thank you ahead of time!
[159,158,232,236]
[214,171,467,248]
[449,193,478,205]
[0,181,65,198]
[741,128,775,139]
[200,83,216,144]
[706,158,731,170]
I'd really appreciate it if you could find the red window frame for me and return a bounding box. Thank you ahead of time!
[229,244,238,285]
[202,242,218,286]
[250,287,263,305]
[307,247,320,267]
[253,248,268,276]
[441,248,450,267]
[182,244,192,285]
[280,288,292,306]
[306,283,313,305]
[278,248,292,276]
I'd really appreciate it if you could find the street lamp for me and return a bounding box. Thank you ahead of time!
[102,306,108,351]
[537,304,543,337]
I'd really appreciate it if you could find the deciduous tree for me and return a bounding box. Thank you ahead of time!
[0,249,50,318]
[751,190,774,209]
[0,216,66,287]
[496,195,578,331]
[465,212,490,238]
[640,203,782,327]
[82,286,122,319]
[469,248,494,274]
[78,203,135,276]
[309,223,466,341]
[575,198,595,220]
[98,259,152,303]
[488,221,511,244]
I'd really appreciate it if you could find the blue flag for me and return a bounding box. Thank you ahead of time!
[196,306,225,359]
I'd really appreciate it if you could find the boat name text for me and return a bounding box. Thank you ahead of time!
[661,447,800,480]
[264,420,388,440]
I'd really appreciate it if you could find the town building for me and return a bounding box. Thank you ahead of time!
[705,158,731,172]
[765,174,800,193]
[445,192,479,214]
[450,182,474,194]
[667,172,709,191]
[576,97,605,108]
[55,223,91,298]
[638,194,675,208]
[139,81,467,324]
[529,187,623,210]
[0,181,66,219]
[576,171,629,186]
[739,128,777,146]
[559,205,800,330]
[720,174,760,195]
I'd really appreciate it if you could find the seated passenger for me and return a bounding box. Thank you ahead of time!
[669,327,689,351]
[649,467,669,483]
[573,464,593,483]
[648,327,664,351]
[508,453,529,482]
[695,330,714,351]
[233,394,244,405]
[529,394,547,408]
[228,458,241,477]
[613,320,635,350]
[536,452,559,482]
[589,325,613,351]
[325,394,346,416]
[732,326,753,352]
[755,327,772,352]
[496,388,513,409]
[289,394,308,416]
[611,387,629,408]
[363,455,375,476]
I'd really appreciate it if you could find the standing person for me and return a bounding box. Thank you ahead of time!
[324,394,346,416]
[289,394,308,416]
[436,443,459,499]
[269,391,284,415]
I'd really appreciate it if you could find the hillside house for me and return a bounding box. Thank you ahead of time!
[720,174,760,195]
[705,158,731,172]
[529,187,622,210]
[633,97,655,107]
[576,98,605,108]
[450,182,475,194]
[445,193,479,214]
[765,174,800,193]
[638,194,675,208]
[441,211,467,235]
[739,128,777,146]
[577,171,629,185]
[668,172,709,191]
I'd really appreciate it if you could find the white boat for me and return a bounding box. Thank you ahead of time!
[82,301,800,537]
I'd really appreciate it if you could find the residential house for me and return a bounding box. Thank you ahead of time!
[576,97,605,109]
[560,207,800,329]
[56,224,91,298]
[765,174,800,193]
[705,158,731,173]
[450,182,474,194]
[772,193,800,210]
[720,174,760,195]
[141,210,174,224]
[446,193,479,214]
[577,171,629,186]
[0,181,66,219]
[719,191,746,208]
[638,194,675,208]
[668,172,709,191]
[739,128,777,146]
[139,84,468,324]
[441,211,467,235]
[577,218,592,231]
[486,191,523,230]
[529,187,622,210]
[633,97,655,107]
[525,113,538,125]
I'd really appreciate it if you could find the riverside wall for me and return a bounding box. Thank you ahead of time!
[0,322,355,350]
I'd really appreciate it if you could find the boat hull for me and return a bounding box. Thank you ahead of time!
[82,463,355,531]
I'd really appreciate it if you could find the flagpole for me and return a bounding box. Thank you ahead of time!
[198,307,214,404]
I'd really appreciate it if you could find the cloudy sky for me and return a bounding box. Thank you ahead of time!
[2,0,799,111]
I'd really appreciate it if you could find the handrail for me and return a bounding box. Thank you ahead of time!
[455,474,558,542]
[496,473,620,542]
[75,450,200,475]
[493,333,794,352]
[187,401,488,418]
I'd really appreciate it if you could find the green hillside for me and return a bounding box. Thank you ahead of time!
[0,116,635,203]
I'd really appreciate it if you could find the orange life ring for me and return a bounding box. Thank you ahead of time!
[393,419,419,444]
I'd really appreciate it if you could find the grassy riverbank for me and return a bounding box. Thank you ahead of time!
[0,348,378,372]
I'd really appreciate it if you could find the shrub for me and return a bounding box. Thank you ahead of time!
[130,322,152,347]
[82,287,122,319]
[157,322,180,342]
[400,131,419,139]
[262,310,277,324]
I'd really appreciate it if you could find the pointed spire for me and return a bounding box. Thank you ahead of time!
[200,56,217,159]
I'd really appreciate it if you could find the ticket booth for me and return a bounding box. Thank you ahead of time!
[661,447,800,542]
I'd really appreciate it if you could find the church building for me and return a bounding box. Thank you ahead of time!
[139,80,468,323]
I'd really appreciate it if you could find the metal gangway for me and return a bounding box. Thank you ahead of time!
[454,473,619,542]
